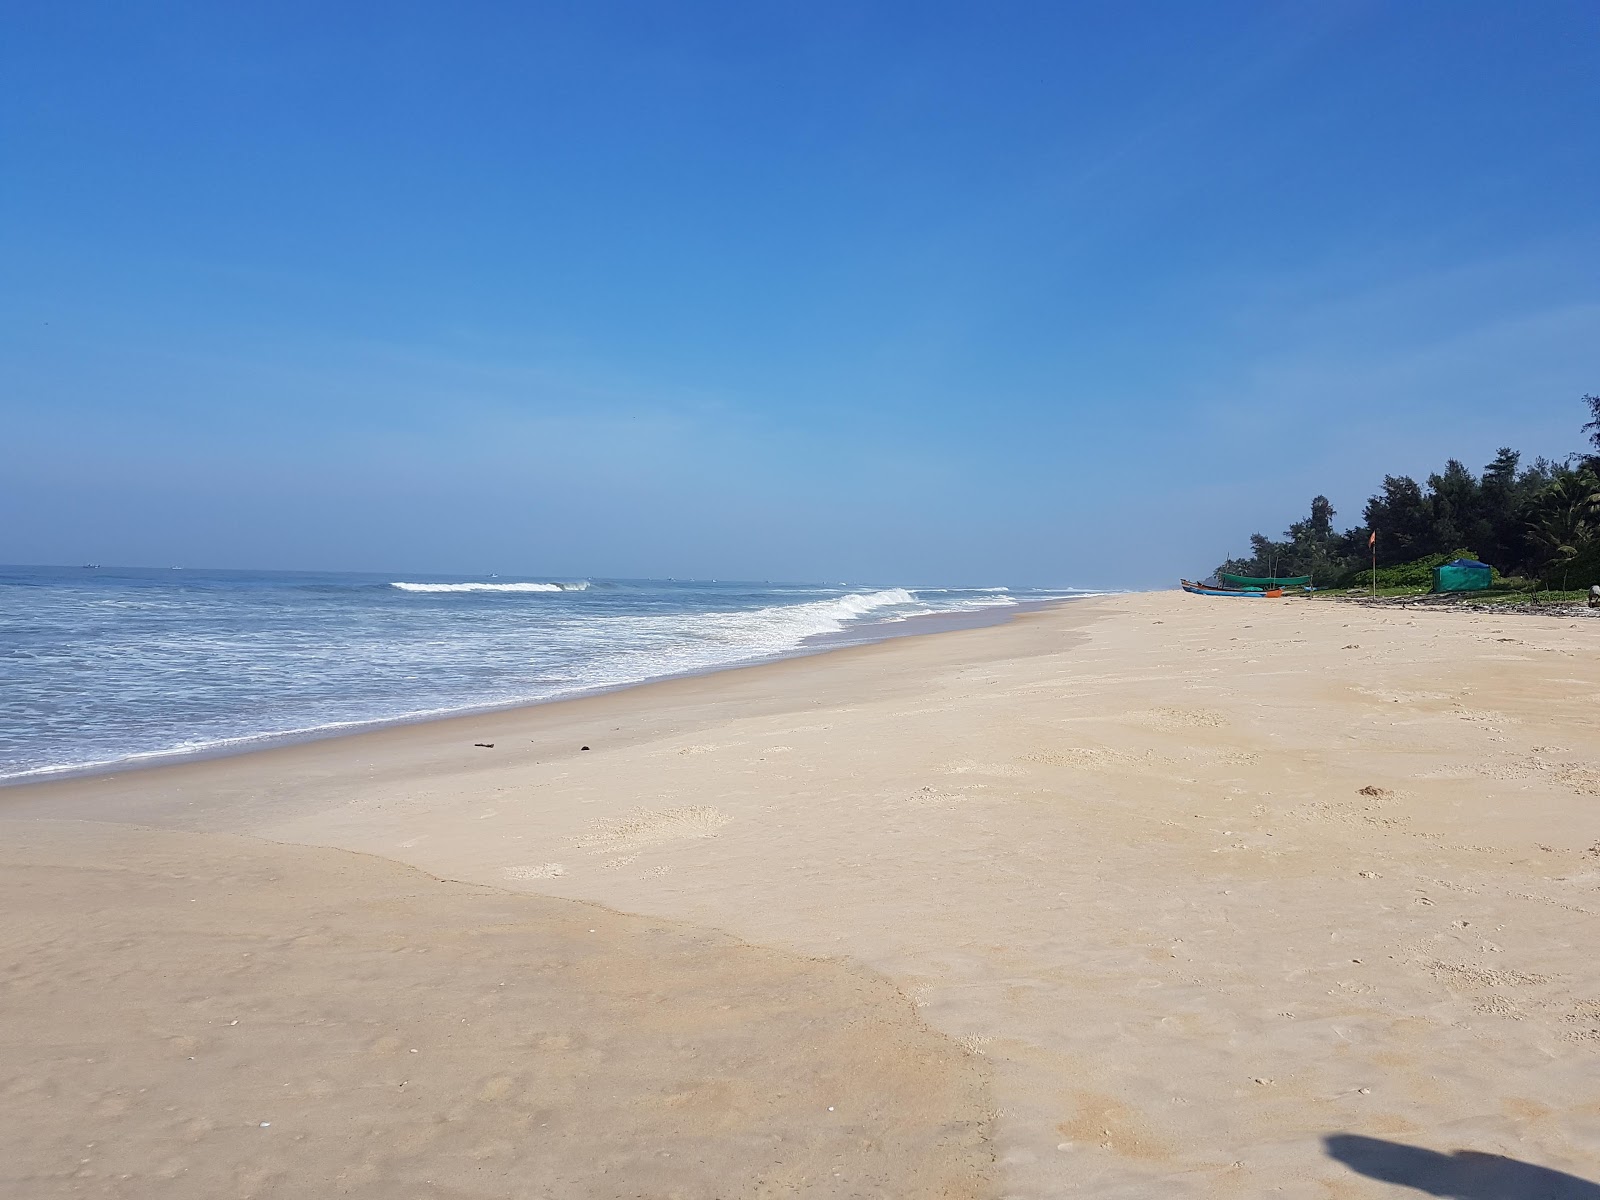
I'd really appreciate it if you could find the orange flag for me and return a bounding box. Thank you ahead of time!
[1368,531,1376,547]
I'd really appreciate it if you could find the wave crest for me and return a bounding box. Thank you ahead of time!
[391,580,590,594]
[830,587,917,616]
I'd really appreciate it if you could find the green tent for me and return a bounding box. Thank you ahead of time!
[1219,572,1311,589]
[1432,559,1492,593]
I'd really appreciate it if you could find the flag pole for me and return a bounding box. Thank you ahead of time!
[1369,531,1377,595]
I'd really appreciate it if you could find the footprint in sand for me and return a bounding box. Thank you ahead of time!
[1471,756,1600,795]
[1563,1000,1600,1038]
[1353,686,1454,705]
[1422,960,1549,989]
[1129,707,1228,731]
[938,758,1027,778]
[569,806,732,854]
[1555,765,1600,796]
[1023,747,1166,771]
[1453,707,1518,726]
[502,863,565,881]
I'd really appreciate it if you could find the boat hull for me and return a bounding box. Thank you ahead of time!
[1181,580,1283,598]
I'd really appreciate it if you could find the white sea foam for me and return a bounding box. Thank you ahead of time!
[1,571,1109,783]
[390,580,590,593]
[829,587,917,615]
[757,587,921,633]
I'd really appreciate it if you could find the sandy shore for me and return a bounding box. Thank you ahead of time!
[5,592,1600,1197]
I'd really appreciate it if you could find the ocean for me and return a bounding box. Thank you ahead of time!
[0,565,1099,782]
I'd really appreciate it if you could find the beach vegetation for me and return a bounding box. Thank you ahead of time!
[1215,396,1600,592]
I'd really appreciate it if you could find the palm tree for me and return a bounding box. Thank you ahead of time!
[1526,469,1600,594]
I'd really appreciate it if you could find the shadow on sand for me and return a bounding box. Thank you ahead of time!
[1325,1134,1600,1198]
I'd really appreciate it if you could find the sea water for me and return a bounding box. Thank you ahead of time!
[0,566,1099,782]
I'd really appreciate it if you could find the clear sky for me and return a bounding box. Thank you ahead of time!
[4,2,1597,588]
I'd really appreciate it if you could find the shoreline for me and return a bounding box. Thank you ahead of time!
[0,594,1091,789]
[7,591,1600,1196]
[0,599,1098,829]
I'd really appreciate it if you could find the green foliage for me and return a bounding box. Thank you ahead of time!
[1330,550,1485,591]
[1525,467,1600,588]
[1212,395,1600,588]
[1561,540,1600,589]
[1215,494,1364,583]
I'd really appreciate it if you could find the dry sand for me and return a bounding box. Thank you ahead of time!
[1,822,991,1199]
[5,591,1600,1197]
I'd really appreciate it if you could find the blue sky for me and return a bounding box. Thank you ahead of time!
[4,1,1596,588]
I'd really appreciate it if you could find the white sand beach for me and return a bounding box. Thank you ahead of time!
[5,591,1600,1197]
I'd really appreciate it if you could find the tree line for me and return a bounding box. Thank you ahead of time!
[1216,395,1600,590]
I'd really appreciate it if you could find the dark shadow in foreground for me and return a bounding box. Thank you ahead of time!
[1325,1134,1600,1199]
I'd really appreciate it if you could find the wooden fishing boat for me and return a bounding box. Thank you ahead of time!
[1181,579,1283,598]
[1219,572,1311,589]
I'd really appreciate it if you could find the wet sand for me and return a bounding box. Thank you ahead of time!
[5,591,1600,1196]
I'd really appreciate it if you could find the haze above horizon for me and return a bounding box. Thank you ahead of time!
[4,2,1597,589]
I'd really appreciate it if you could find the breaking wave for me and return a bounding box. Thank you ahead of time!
[2,570,1109,782]
[391,580,590,593]
[826,587,916,616]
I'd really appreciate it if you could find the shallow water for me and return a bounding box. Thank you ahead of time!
[0,565,1096,780]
